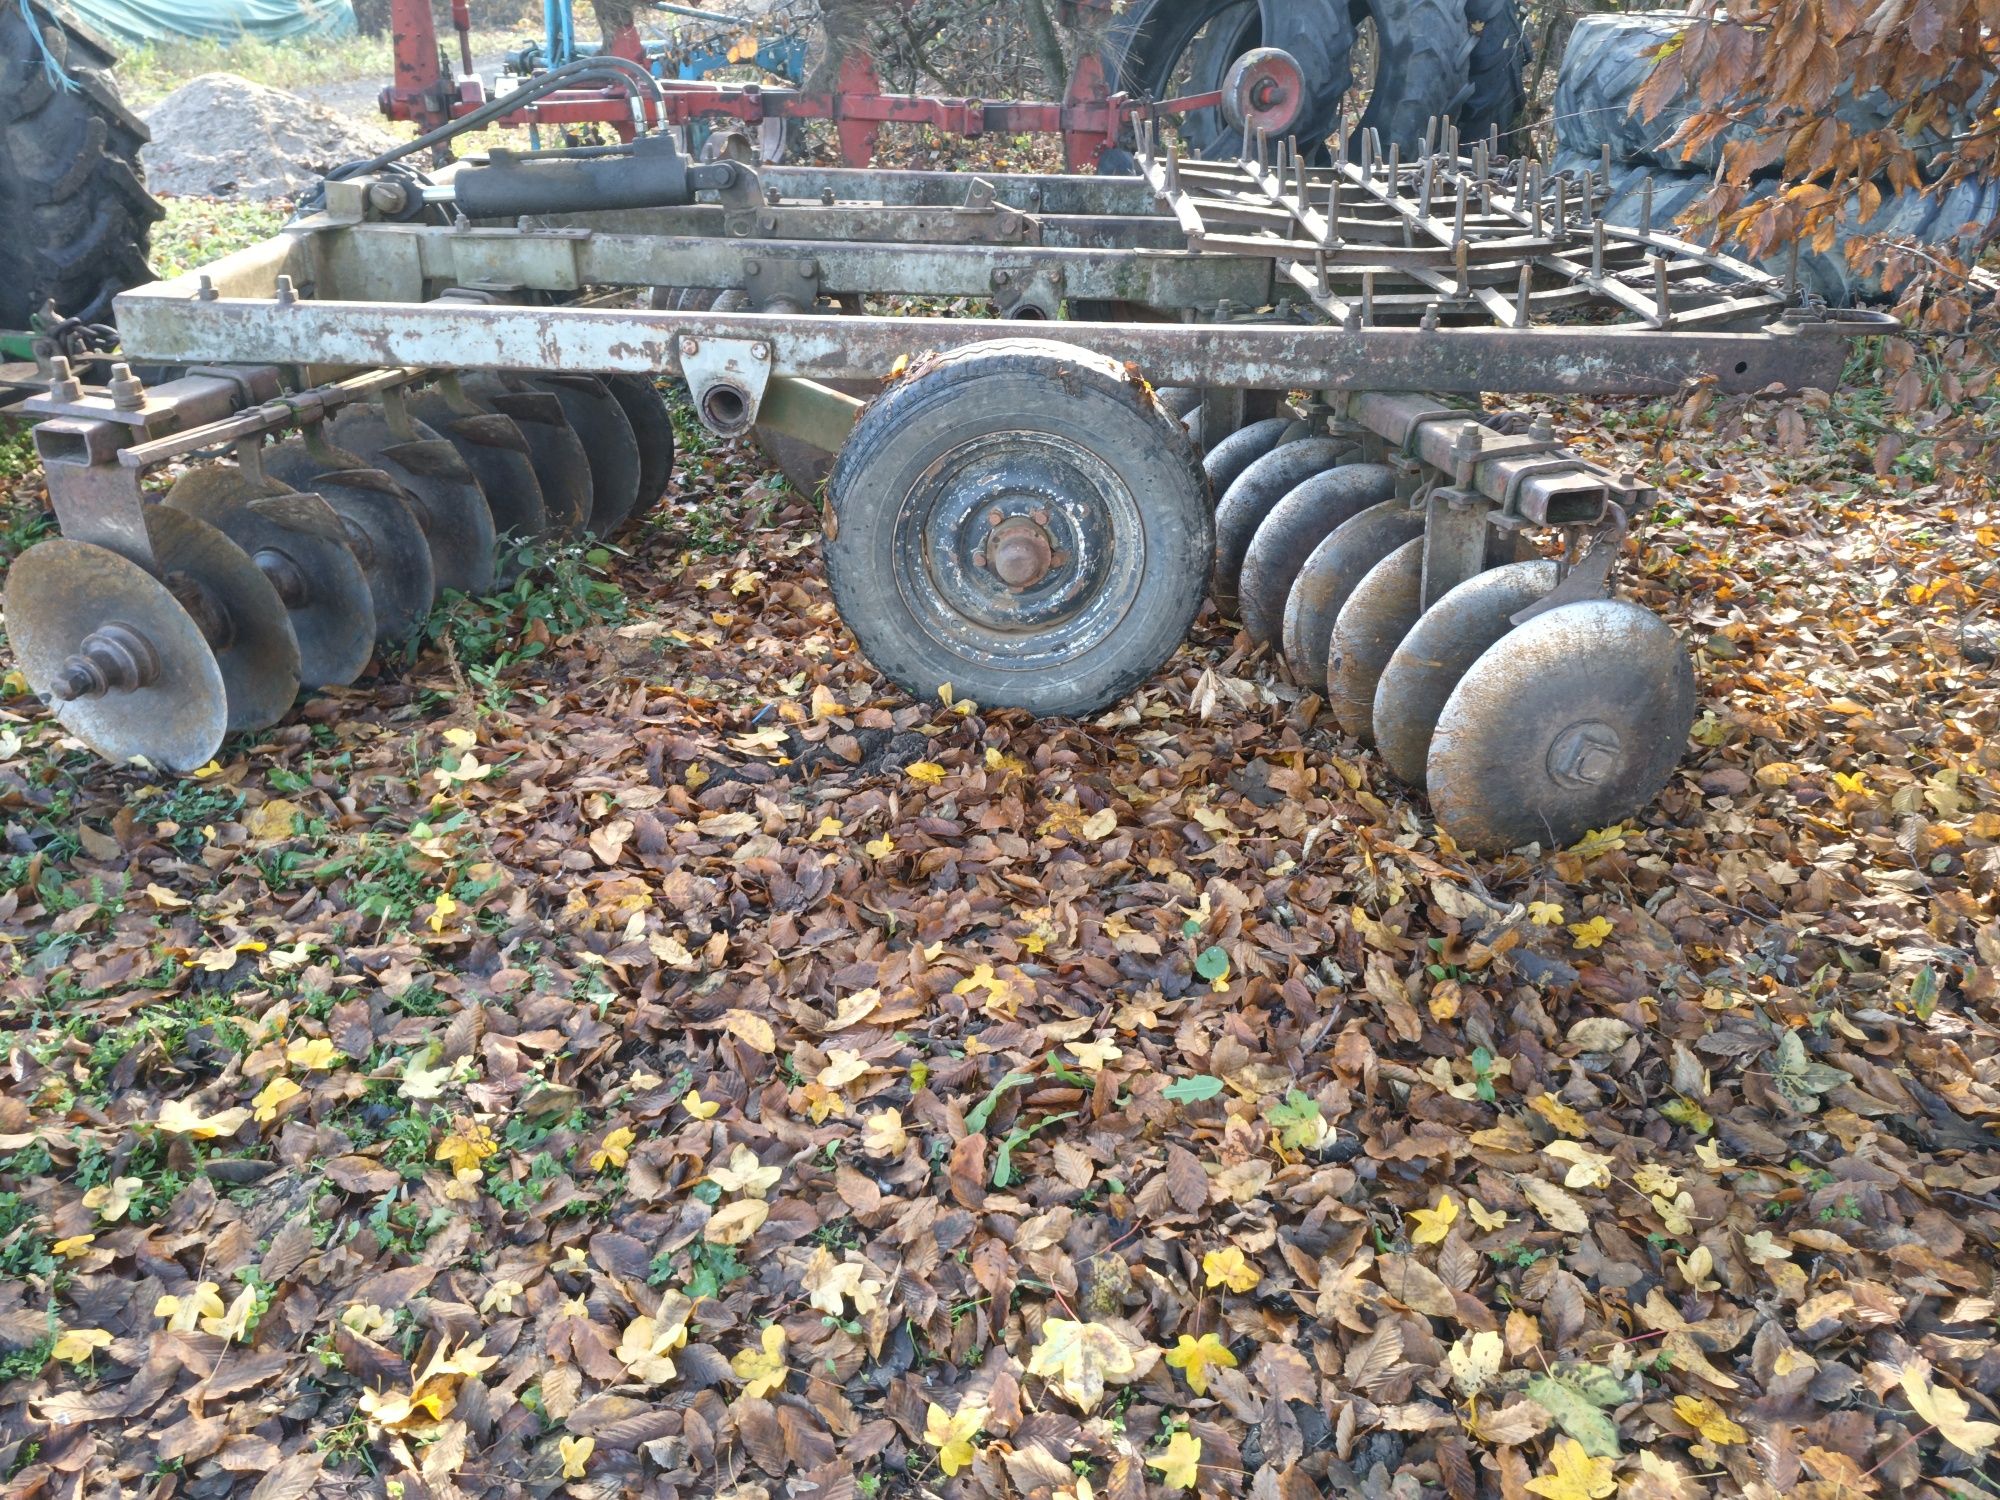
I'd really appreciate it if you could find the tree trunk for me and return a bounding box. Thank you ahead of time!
[1022,0,1071,97]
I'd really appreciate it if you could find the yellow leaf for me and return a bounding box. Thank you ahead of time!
[1202,1246,1261,1293]
[1066,1039,1122,1072]
[1544,1140,1614,1191]
[1408,1192,1458,1246]
[286,1037,340,1071]
[144,883,190,909]
[435,1120,499,1174]
[427,890,459,935]
[202,1285,258,1343]
[1567,916,1614,950]
[1527,1093,1589,1137]
[1900,1355,2000,1457]
[1447,1330,1503,1395]
[1148,1431,1202,1490]
[81,1176,143,1222]
[732,1323,788,1399]
[1164,1332,1237,1395]
[245,798,301,842]
[862,1109,908,1157]
[153,1100,251,1139]
[1026,1318,1139,1411]
[708,1144,781,1198]
[479,1279,524,1314]
[864,834,896,859]
[803,1247,883,1318]
[616,1310,688,1385]
[442,727,477,749]
[1080,808,1119,840]
[1694,1139,1739,1172]
[1527,901,1565,927]
[399,1057,453,1101]
[50,1328,111,1363]
[819,1048,870,1090]
[705,1198,770,1245]
[51,1233,94,1258]
[559,1434,595,1479]
[924,1400,989,1476]
[1467,1196,1510,1231]
[1673,1393,1747,1445]
[157,1283,225,1332]
[723,1008,776,1053]
[1524,1438,1616,1500]
[342,1303,389,1336]
[252,1076,302,1124]
[810,815,844,843]
[906,761,947,785]
[591,1126,635,1172]
[683,1089,720,1119]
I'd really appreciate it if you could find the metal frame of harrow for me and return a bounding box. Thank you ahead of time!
[14,134,1893,842]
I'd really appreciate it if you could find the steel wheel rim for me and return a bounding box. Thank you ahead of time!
[898,431,1145,671]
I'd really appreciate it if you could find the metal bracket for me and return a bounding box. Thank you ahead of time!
[991,262,1066,319]
[677,335,773,438]
[741,255,822,313]
[1421,486,1514,610]
[1512,502,1630,627]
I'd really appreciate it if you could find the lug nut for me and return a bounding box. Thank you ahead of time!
[46,355,80,404]
[107,363,145,411]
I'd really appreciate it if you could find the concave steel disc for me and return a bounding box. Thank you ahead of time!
[167,472,377,688]
[1427,599,1697,854]
[3,537,227,771]
[145,503,301,733]
[404,391,549,542]
[1373,559,1560,790]
[459,375,592,537]
[1213,439,1354,618]
[328,407,498,597]
[604,374,676,525]
[266,438,436,641]
[1280,501,1424,696]
[161,463,292,510]
[1328,537,1425,746]
[1239,463,1397,647]
[524,374,641,534]
[1200,417,1303,514]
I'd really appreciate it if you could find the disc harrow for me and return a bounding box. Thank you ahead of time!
[7,362,675,772]
[4,108,1892,850]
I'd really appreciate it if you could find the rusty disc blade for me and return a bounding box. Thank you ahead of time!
[266,437,436,641]
[1328,536,1425,746]
[3,537,227,771]
[1200,416,1304,508]
[1280,500,1424,697]
[1373,559,1559,790]
[460,374,592,537]
[404,391,549,544]
[524,374,642,534]
[1213,439,1355,618]
[1427,599,1696,854]
[328,407,498,597]
[145,504,300,734]
[604,374,675,525]
[1239,462,1397,647]
[167,473,377,688]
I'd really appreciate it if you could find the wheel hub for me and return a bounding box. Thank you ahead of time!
[1547,720,1624,788]
[982,514,1059,591]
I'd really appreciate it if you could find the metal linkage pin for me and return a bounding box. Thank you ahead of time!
[1515,263,1533,326]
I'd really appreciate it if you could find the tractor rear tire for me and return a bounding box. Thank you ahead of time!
[1459,0,1527,142]
[0,0,162,330]
[1343,0,1476,153]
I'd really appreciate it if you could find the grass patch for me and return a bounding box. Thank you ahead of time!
[116,30,526,108]
[151,199,290,279]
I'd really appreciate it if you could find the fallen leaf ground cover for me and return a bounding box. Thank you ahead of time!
[0,195,1996,1500]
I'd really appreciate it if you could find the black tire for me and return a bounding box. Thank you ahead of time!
[1459,0,1526,143]
[1101,0,1353,159]
[0,1,161,329]
[1343,0,1476,154]
[824,340,1212,718]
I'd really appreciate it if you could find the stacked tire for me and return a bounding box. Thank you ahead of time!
[1553,11,1999,305]
[0,0,162,329]
[1098,0,1527,155]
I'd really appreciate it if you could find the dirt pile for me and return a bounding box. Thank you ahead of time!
[141,72,402,200]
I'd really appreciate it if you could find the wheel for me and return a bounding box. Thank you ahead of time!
[0,1,162,327]
[824,340,1211,718]
[1459,0,1527,143]
[1372,558,1557,789]
[1219,47,1309,139]
[1341,0,1476,154]
[1100,0,1352,159]
[1426,599,1696,852]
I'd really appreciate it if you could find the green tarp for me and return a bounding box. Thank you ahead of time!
[55,0,355,46]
